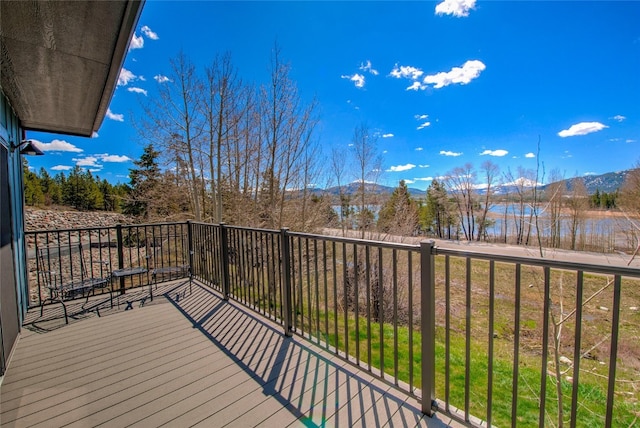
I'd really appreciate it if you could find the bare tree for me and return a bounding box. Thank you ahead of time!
[566,178,588,250]
[140,51,204,221]
[476,160,499,241]
[546,169,566,249]
[330,146,349,236]
[351,123,382,239]
[202,52,244,223]
[444,163,477,241]
[259,43,318,229]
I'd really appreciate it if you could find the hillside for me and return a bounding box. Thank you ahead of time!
[325,169,633,199]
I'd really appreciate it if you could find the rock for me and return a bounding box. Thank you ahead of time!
[559,356,572,365]
[25,207,132,233]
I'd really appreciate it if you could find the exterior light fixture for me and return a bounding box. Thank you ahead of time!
[11,140,44,156]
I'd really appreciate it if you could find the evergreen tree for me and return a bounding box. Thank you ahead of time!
[123,144,162,219]
[377,180,419,235]
[39,168,62,205]
[23,162,44,206]
[424,179,453,238]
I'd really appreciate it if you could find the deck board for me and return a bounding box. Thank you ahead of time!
[1,281,460,428]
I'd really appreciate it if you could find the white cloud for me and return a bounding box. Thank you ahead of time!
[404,179,415,184]
[106,108,124,122]
[117,68,137,86]
[419,164,430,168]
[341,73,365,88]
[480,149,509,157]
[612,115,626,122]
[627,139,637,143]
[440,150,463,157]
[100,154,131,163]
[423,60,486,89]
[141,25,159,40]
[414,114,429,120]
[129,33,144,50]
[583,172,597,176]
[435,0,476,17]
[389,64,424,80]
[406,81,423,91]
[359,60,379,75]
[415,177,433,181]
[51,165,73,171]
[73,156,100,167]
[417,121,431,130]
[127,87,148,96]
[91,132,99,138]
[382,133,394,138]
[558,122,608,137]
[154,74,171,83]
[88,168,103,173]
[36,139,83,153]
[387,163,416,172]
[525,152,535,158]
[415,147,423,151]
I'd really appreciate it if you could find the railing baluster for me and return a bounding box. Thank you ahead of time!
[408,250,414,392]
[570,271,584,428]
[539,266,551,427]
[219,223,230,300]
[365,245,372,371]
[332,241,339,352]
[512,263,521,428]
[605,275,622,428]
[393,248,398,383]
[445,254,451,412]
[378,246,384,379]
[354,244,360,364]
[280,228,292,336]
[420,240,435,416]
[487,260,495,427]
[322,240,329,351]
[343,242,348,359]
[314,239,320,344]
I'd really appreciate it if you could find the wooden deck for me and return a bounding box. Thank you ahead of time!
[1,281,462,427]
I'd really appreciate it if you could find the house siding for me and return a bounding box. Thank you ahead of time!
[0,90,26,376]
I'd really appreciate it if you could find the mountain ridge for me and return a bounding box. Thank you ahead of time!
[313,169,632,199]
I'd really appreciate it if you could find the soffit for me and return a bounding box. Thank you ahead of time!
[0,0,143,137]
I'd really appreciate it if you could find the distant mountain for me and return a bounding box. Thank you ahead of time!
[306,170,631,200]
[321,182,425,199]
[559,170,630,194]
[491,170,631,195]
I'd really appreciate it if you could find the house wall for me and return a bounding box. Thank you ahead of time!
[0,90,26,376]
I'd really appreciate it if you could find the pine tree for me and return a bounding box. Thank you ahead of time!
[123,144,162,220]
[377,180,418,235]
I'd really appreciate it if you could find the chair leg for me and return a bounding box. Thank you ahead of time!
[60,301,69,324]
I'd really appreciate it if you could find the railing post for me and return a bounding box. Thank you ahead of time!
[280,228,293,337]
[116,224,125,295]
[420,240,437,416]
[220,222,230,300]
[187,221,194,278]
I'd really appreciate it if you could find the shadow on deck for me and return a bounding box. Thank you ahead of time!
[1,280,461,427]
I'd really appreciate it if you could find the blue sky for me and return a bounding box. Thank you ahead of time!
[27,0,640,191]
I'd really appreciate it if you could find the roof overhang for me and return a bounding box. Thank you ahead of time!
[0,0,144,137]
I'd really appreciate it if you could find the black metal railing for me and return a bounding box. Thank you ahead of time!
[27,221,640,427]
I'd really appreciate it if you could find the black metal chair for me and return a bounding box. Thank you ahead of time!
[37,242,112,324]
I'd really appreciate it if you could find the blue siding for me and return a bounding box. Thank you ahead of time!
[1,92,27,322]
